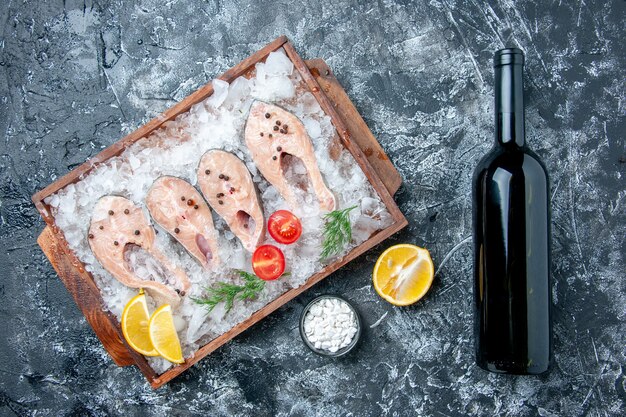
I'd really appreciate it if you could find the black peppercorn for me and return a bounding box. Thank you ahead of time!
[88,234,94,239]
[260,132,264,137]
[194,205,198,209]
[272,155,277,160]
[174,227,180,234]
[273,125,279,131]
[219,174,224,179]
[218,200,224,205]
[181,196,185,201]
[205,169,210,175]
[277,146,282,151]
[265,113,271,118]
[99,225,104,230]
[134,230,140,235]
[276,120,281,126]
[113,241,119,246]
[108,210,114,215]
[224,176,230,181]
[269,134,273,138]
[187,199,194,206]
[124,209,130,214]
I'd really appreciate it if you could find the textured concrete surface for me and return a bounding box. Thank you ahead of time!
[1,0,624,416]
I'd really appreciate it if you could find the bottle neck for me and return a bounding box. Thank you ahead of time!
[494,59,525,147]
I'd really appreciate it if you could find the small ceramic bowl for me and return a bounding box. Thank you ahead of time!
[299,294,362,357]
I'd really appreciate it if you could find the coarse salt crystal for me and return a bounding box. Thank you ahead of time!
[303,297,358,353]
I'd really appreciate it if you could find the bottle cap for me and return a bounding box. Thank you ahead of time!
[494,48,525,67]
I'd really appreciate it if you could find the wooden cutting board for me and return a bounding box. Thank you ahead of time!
[34,38,406,388]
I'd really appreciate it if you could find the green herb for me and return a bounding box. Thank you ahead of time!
[192,270,265,313]
[320,205,357,260]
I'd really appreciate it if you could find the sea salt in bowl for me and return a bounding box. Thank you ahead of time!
[299,295,362,357]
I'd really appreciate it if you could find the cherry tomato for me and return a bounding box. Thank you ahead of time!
[252,245,285,281]
[267,210,302,244]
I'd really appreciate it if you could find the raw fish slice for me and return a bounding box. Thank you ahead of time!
[146,176,220,268]
[244,101,336,211]
[88,196,190,305]
[197,150,265,252]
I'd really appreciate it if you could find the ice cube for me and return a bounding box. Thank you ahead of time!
[192,102,210,123]
[128,154,141,170]
[299,92,322,114]
[255,62,267,84]
[360,197,382,216]
[252,75,295,101]
[223,76,251,108]
[303,118,322,139]
[264,50,294,76]
[206,79,229,109]
[173,315,186,332]
[185,307,208,343]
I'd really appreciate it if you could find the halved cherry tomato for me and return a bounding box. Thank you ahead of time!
[268,210,302,244]
[252,245,285,281]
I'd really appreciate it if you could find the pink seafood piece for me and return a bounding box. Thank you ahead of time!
[146,176,220,268]
[244,101,336,212]
[197,150,265,252]
[88,196,190,305]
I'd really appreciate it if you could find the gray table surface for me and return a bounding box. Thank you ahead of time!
[1,0,624,416]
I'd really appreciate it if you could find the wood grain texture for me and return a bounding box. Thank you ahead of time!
[37,227,158,383]
[33,36,407,389]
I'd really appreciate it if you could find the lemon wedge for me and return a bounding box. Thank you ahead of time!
[148,304,184,364]
[121,292,159,356]
[373,244,434,306]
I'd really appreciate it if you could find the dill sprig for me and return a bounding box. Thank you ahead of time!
[320,205,358,260]
[192,270,265,313]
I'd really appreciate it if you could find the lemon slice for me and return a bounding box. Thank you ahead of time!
[148,304,184,364]
[373,244,434,306]
[121,292,159,356]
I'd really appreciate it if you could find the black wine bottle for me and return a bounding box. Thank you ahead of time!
[472,48,552,374]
